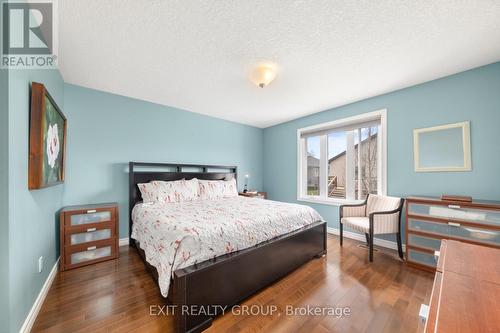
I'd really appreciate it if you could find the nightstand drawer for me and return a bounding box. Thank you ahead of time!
[70,245,112,265]
[66,209,115,227]
[69,228,113,245]
[65,238,117,268]
[64,221,116,246]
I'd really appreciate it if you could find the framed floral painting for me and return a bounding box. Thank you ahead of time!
[28,82,67,190]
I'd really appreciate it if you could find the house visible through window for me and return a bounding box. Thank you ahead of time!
[298,110,386,205]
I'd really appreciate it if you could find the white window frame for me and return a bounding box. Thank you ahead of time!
[297,109,387,206]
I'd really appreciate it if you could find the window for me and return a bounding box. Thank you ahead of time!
[306,136,320,196]
[328,131,347,199]
[297,110,386,205]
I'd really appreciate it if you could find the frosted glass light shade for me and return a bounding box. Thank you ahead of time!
[250,64,277,88]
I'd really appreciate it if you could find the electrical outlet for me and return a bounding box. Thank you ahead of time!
[38,256,43,273]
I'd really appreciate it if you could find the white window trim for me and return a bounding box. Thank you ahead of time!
[297,109,387,206]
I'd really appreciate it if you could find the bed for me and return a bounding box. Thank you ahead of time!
[129,162,327,333]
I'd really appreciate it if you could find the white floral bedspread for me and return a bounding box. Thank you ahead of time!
[131,196,323,297]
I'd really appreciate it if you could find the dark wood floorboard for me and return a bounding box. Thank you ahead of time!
[32,235,434,333]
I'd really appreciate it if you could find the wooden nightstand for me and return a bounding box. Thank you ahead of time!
[239,192,267,199]
[59,203,119,271]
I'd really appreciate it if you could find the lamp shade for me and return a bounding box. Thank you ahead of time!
[250,64,277,88]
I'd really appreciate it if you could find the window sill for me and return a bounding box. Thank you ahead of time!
[297,196,362,207]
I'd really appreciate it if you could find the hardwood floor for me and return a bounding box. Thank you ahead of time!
[32,235,434,333]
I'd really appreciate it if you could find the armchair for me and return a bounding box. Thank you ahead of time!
[340,194,404,262]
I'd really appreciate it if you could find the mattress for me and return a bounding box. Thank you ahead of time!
[131,196,323,297]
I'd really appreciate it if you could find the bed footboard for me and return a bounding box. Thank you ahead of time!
[172,221,327,333]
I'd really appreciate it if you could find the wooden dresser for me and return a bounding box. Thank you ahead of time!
[60,203,119,271]
[423,240,500,332]
[406,196,500,271]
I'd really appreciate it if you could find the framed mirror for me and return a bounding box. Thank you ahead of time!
[413,121,471,172]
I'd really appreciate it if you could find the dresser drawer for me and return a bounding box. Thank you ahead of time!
[66,209,114,227]
[408,219,449,238]
[409,219,500,248]
[408,234,442,251]
[65,238,117,268]
[448,223,500,247]
[408,248,437,268]
[408,203,500,227]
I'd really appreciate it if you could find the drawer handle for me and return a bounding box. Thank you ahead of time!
[87,246,97,251]
[448,222,461,227]
[419,304,429,323]
[87,209,97,214]
[86,228,97,232]
[448,204,461,209]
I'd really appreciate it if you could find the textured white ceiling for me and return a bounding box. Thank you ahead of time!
[59,0,500,128]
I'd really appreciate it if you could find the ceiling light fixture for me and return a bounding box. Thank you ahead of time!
[250,64,277,88]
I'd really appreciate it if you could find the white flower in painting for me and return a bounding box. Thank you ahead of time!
[46,123,60,168]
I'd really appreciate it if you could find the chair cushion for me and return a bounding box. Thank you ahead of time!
[341,217,369,233]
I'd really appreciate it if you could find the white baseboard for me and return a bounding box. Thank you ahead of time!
[119,237,129,247]
[327,227,405,252]
[20,238,129,332]
[20,257,59,333]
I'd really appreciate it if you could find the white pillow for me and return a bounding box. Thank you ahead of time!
[137,182,161,203]
[138,178,199,203]
[199,178,238,200]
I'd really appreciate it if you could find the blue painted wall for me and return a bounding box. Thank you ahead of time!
[263,62,500,240]
[0,67,10,333]
[7,69,65,333]
[62,84,264,238]
[4,61,500,332]
[3,76,263,332]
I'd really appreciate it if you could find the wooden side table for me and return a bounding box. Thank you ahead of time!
[239,192,267,199]
[423,240,500,332]
[60,202,119,271]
